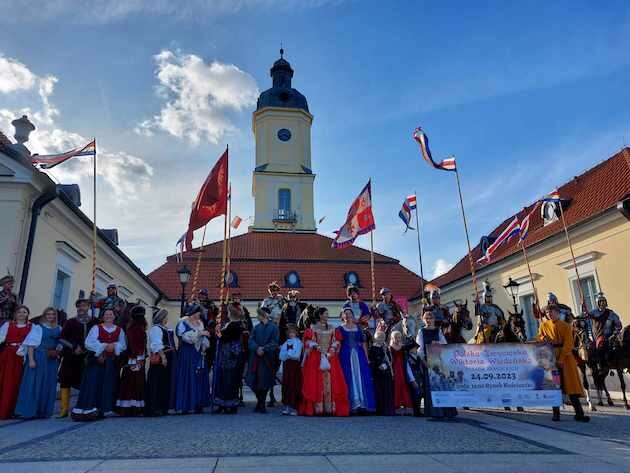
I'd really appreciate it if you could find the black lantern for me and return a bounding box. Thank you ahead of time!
[177,265,192,317]
[503,277,520,313]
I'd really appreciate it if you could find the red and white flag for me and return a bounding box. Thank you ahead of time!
[230,216,243,229]
[31,139,96,169]
[331,180,376,249]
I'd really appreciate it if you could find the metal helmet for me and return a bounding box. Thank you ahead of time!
[483,281,493,299]
[379,287,391,296]
[596,292,607,305]
[430,289,440,301]
[547,292,558,304]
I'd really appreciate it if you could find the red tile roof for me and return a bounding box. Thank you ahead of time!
[149,232,423,301]
[428,148,630,291]
[0,131,11,151]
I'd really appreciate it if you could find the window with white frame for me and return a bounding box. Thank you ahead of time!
[571,275,599,313]
[559,252,601,314]
[519,293,538,340]
[52,269,71,312]
[52,242,84,313]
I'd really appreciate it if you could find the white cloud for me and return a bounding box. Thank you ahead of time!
[431,258,453,279]
[137,50,258,145]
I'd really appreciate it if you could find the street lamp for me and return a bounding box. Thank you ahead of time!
[177,265,191,317]
[503,277,520,313]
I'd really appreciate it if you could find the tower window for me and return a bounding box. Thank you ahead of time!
[278,188,291,212]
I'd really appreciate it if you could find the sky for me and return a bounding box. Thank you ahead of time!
[1,0,629,281]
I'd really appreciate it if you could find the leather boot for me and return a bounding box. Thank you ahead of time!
[552,406,560,421]
[57,388,70,418]
[570,395,590,422]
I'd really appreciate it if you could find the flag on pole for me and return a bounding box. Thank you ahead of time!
[398,199,414,233]
[230,216,243,229]
[331,180,376,249]
[31,139,96,169]
[175,233,186,262]
[412,128,457,172]
[542,188,561,202]
[185,149,229,251]
[519,202,540,242]
[406,194,417,210]
[318,216,327,224]
[478,217,520,263]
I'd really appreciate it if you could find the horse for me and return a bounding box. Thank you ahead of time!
[443,300,472,344]
[495,310,527,344]
[605,325,630,410]
[572,316,603,411]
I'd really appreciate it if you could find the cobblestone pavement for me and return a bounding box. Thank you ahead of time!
[0,395,628,472]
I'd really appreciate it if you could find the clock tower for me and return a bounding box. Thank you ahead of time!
[251,50,316,232]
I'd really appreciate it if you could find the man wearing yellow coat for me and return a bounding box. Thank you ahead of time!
[537,303,590,422]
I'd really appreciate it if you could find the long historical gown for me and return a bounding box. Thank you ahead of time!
[117,324,147,416]
[0,321,32,419]
[300,324,349,416]
[72,324,126,420]
[212,320,244,409]
[336,325,376,413]
[368,343,394,415]
[145,324,177,416]
[175,318,210,413]
[390,345,413,411]
[15,324,62,419]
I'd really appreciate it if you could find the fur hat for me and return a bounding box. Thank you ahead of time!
[152,308,168,325]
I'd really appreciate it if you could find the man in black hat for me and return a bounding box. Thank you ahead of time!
[0,274,17,326]
[57,295,97,417]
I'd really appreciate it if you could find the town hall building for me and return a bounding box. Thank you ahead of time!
[149,51,423,319]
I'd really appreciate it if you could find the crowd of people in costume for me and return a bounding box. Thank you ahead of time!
[0,273,626,423]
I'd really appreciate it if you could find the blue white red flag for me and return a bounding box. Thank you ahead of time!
[31,139,96,169]
[519,202,540,242]
[398,199,414,233]
[478,217,521,263]
[542,188,561,202]
[412,128,457,172]
[175,233,186,262]
[332,180,376,249]
[406,194,417,210]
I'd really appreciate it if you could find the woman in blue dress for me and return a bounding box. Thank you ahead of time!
[175,303,211,414]
[15,307,62,419]
[335,307,376,414]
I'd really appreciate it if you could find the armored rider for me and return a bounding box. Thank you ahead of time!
[475,281,505,343]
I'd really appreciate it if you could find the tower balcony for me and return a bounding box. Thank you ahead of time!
[273,208,297,223]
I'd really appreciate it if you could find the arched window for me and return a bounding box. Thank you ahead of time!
[284,271,301,288]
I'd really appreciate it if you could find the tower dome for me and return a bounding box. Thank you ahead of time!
[256,49,309,112]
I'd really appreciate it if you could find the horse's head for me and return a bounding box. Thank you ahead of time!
[508,311,527,342]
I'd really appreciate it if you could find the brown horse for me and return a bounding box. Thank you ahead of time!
[572,316,603,411]
[495,311,527,344]
[443,301,472,344]
[605,325,630,409]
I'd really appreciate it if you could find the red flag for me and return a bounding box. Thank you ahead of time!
[185,149,228,250]
[331,180,376,249]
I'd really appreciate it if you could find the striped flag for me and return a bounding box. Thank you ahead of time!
[230,216,243,229]
[519,202,540,242]
[478,217,521,263]
[406,194,417,210]
[31,139,96,169]
[331,180,376,249]
[412,128,457,172]
[175,233,186,262]
[398,199,414,233]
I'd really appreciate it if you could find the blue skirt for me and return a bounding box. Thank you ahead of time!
[175,344,210,412]
[15,348,59,419]
[73,355,119,416]
[339,346,376,412]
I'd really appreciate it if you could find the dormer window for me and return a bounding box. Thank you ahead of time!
[285,271,301,288]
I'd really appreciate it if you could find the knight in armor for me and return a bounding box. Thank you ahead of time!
[279,290,307,343]
[0,274,18,326]
[260,282,285,326]
[425,290,449,329]
[589,292,622,354]
[259,282,285,406]
[374,288,403,333]
[547,292,574,323]
[475,281,505,343]
[97,283,126,325]
[57,296,98,418]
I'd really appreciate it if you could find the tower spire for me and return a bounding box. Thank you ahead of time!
[280,42,284,59]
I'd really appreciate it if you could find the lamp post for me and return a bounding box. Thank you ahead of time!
[177,265,191,317]
[503,277,520,313]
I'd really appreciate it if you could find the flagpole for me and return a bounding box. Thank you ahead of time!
[190,224,207,297]
[370,230,376,305]
[453,167,480,299]
[225,183,232,302]
[219,146,229,307]
[520,241,539,310]
[558,201,585,311]
[413,189,425,302]
[91,139,97,299]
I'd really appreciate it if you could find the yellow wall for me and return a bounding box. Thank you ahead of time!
[421,210,630,340]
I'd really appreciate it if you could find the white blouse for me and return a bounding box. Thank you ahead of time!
[16,324,42,357]
[0,322,32,357]
[149,325,169,354]
[415,327,447,361]
[279,338,303,362]
[85,325,127,356]
[176,318,208,352]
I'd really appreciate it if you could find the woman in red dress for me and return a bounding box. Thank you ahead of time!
[0,305,33,419]
[116,306,148,416]
[300,307,349,416]
[389,330,413,415]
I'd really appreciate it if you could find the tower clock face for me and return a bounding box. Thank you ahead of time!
[277,128,292,142]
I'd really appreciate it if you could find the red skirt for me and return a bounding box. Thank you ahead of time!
[392,349,413,409]
[116,364,146,416]
[281,359,302,409]
[0,346,24,419]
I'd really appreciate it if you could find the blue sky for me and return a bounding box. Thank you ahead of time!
[1,0,629,281]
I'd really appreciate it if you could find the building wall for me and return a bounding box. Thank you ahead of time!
[419,209,630,341]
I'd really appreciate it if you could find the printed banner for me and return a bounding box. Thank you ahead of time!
[427,343,562,408]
